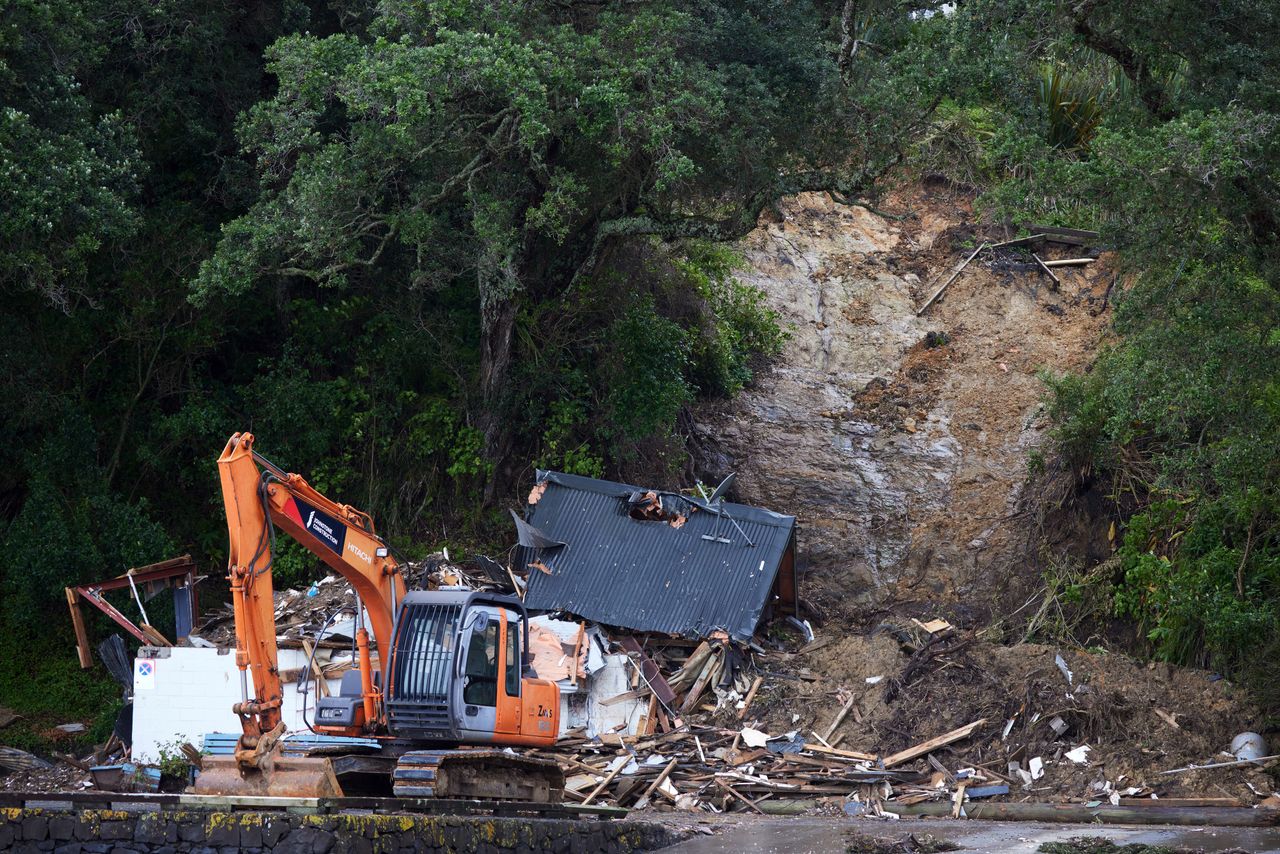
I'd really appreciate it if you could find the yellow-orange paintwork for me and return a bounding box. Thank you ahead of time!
[219,431,558,761]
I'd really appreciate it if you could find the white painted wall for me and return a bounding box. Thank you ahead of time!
[133,641,648,760]
[580,653,646,737]
[131,646,344,762]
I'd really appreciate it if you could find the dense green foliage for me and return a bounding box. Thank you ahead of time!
[3,0,1279,724]
[0,0,942,679]
[936,0,1280,695]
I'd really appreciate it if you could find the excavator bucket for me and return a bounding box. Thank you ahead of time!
[190,750,344,798]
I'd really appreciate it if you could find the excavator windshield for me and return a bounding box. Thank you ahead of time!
[390,599,461,706]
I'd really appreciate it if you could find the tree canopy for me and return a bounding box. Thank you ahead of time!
[3,0,1280,717]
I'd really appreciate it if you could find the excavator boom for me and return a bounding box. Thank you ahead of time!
[196,433,406,796]
[195,432,560,802]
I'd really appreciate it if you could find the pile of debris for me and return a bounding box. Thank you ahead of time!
[519,621,994,815]
[188,552,509,648]
[0,734,135,794]
[524,619,1276,817]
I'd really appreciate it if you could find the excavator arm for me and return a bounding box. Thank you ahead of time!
[217,432,407,778]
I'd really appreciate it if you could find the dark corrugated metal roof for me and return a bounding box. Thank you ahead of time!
[519,471,795,641]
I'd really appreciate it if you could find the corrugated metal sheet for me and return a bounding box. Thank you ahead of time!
[520,471,795,641]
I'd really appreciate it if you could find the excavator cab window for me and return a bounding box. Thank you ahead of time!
[505,619,520,698]
[463,619,499,707]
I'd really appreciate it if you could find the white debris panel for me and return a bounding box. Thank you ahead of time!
[131,646,348,762]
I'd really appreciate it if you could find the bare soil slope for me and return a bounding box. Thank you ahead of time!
[695,182,1114,612]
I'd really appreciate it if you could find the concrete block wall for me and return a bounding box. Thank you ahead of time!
[135,647,649,758]
[132,647,344,762]
[0,808,679,853]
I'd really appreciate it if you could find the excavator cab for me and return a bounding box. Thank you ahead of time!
[385,590,560,746]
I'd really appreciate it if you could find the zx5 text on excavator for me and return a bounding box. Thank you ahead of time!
[192,432,564,801]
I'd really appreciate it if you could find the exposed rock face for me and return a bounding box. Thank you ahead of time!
[696,187,1111,609]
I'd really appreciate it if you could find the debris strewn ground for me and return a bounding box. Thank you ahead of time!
[516,620,1268,816]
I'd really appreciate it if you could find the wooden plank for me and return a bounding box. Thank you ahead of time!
[738,676,764,720]
[803,743,877,762]
[916,243,987,316]
[140,625,172,647]
[643,695,658,737]
[881,719,987,768]
[1026,224,1099,240]
[912,618,952,635]
[1120,797,1243,808]
[1159,754,1280,774]
[66,588,93,669]
[569,623,585,689]
[76,588,150,645]
[599,689,649,707]
[679,655,719,714]
[716,779,764,814]
[796,636,835,655]
[1031,253,1061,288]
[988,234,1046,249]
[618,636,676,705]
[821,696,858,741]
[635,758,679,809]
[581,757,629,806]
[300,640,330,698]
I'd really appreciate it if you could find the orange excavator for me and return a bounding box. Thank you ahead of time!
[191,432,563,801]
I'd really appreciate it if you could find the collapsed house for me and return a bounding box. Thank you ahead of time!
[515,470,798,641]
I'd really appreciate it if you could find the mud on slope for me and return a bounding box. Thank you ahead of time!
[693,183,1115,612]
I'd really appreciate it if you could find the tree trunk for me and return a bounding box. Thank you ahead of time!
[479,296,518,504]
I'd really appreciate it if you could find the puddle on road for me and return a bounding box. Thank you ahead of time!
[659,820,1280,854]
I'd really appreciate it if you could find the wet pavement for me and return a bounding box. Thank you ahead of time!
[657,817,1280,853]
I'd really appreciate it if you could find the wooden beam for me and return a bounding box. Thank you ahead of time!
[635,758,679,809]
[618,636,677,705]
[1031,253,1061,288]
[569,623,585,689]
[75,587,149,645]
[300,640,329,698]
[65,588,93,669]
[1026,224,1099,241]
[738,676,763,720]
[917,243,987,316]
[139,625,172,647]
[881,719,987,768]
[581,757,628,806]
[599,689,649,707]
[802,742,878,762]
[1042,257,1095,267]
[679,655,720,714]
[821,695,858,741]
[988,234,1046,249]
[643,695,658,737]
[716,779,764,814]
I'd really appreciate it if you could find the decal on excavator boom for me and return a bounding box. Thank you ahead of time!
[286,495,347,555]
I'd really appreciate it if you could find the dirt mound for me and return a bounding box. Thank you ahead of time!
[748,632,1266,803]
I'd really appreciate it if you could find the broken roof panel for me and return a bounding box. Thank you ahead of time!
[519,470,796,641]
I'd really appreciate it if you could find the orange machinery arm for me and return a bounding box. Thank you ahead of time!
[219,432,407,760]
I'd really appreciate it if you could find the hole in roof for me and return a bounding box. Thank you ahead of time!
[624,490,690,528]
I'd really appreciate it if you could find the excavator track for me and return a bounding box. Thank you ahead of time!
[392,749,564,802]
